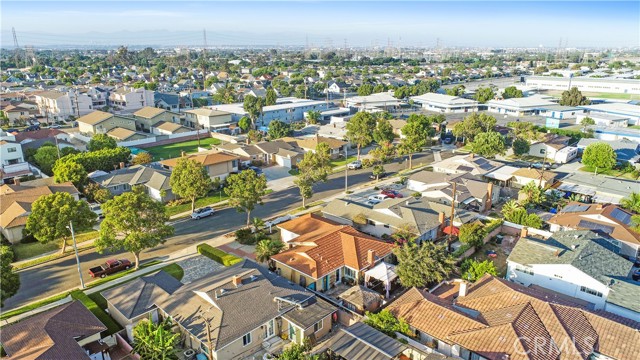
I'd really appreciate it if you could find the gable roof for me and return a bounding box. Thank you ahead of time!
[106,127,138,141]
[13,128,64,142]
[0,301,107,360]
[547,202,640,246]
[76,111,114,126]
[159,150,240,168]
[271,224,396,279]
[133,106,166,119]
[327,322,408,360]
[285,135,347,150]
[91,164,171,189]
[0,182,79,229]
[185,108,231,117]
[431,154,501,175]
[512,167,558,182]
[277,213,341,237]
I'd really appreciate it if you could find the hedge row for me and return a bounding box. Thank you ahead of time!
[57,146,131,173]
[70,290,122,335]
[197,243,243,266]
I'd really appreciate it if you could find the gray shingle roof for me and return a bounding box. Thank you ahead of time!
[91,164,171,189]
[327,322,408,360]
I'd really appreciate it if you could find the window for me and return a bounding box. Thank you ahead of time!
[313,320,323,333]
[242,332,252,346]
[7,147,16,153]
[515,265,534,276]
[539,149,546,154]
[343,267,356,279]
[580,286,603,298]
[553,274,563,279]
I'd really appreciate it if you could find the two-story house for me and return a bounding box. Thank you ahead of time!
[272,215,396,292]
[160,150,240,181]
[33,89,93,121]
[76,110,143,142]
[184,108,234,131]
[109,87,155,112]
[132,106,181,133]
[506,230,639,321]
[0,140,33,183]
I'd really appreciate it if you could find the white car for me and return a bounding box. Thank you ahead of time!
[367,194,389,202]
[347,160,362,170]
[89,203,103,219]
[191,206,215,220]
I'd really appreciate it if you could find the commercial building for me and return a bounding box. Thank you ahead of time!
[526,76,640,95]
[410,93,479,113]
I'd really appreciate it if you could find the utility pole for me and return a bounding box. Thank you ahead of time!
[447,181,457,251]
[205,318,214,360]
[74,87,81,119]
[67,221,85,289]
[12,27,20,68]
[344,146,348,193]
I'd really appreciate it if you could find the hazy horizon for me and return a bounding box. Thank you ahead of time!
[2,1,638,49]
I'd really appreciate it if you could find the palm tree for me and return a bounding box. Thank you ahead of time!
[501,199,521,218]
[133,318,180,360]
[255,239,285,268]
[519,181,544,206]
[621,192,640,214]
[632,215,640,233]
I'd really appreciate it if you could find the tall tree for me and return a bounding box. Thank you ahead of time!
[96,187,174,268]
[267,120,291,139]
[52,160,88,190]
[170,158,212,213]
[470,131,505,158]
[265,86,278,106]
[224,170,268,226]
[445,84,466,96]
[512,137,530,157]
[560,87,591,106]
[393,241,455,288]
[453,113,497,143]
[1,246,20,308]
[473,85,496,103]
[398,114,435,168]
[26,192,97,254]
[238,116,251,132]
[306,110,321,125]
[459,222,487,248]
[295,143,331,207]
[255,239,285,265]
[502,86,523,99]
[580,117,595,133]
[621,192,640,214]
[87,134,117,152]
[346,112,376,159]
[373,118,395,144]
[582,142,616,172]
[243,94,264,128]
[34,145,59,175]
[133,318,180,360]
[519,181,545,205]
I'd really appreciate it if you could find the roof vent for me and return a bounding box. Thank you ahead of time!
[571,244,577,250]
[250,275,258,282]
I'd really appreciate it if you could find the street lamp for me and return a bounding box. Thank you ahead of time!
[66,221,85,289]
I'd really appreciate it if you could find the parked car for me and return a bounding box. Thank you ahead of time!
[89,259,131,278]
[365,199,381,206]
[89,203,103,219]
[347,160,362,170]
[368,194,389,202]
[369,172,388,180]
[531,162,551,170]
[247,166,263,175]
[381,189,403,198]
[48,124,62,129]
[443,137,453,145]
[633,268,640,281]
[191,206,215,220]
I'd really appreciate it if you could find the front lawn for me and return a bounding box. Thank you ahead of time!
[165,192,230,216]
[12,230,99,262]
[579,166,639,179]
[330,155,358,168]
[145,137,221,161]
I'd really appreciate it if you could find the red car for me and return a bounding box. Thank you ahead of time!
[381,189,403,198]
[89,259,132,278]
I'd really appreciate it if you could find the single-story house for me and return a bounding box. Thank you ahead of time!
[431,154,501,176]
[577,138,640,165]
[160,150,240,182]
[410,93,479,113]
[528,134,577,164]
[326,322,412,360]
[89,164,175,202]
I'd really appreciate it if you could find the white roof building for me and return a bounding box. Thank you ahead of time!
[410,93,479,113]
[487,95,557,116]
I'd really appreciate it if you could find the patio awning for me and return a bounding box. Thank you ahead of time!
[442,225,460,236]
[364,262,397,298]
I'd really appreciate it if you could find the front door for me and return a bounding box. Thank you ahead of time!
[288,323,296,342]
[323,275,330,291]
[265,319,274,339]
[335,269,341,283]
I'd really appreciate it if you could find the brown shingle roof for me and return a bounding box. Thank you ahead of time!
[106,127,137,140]
[13,128,64,142]
[133,106,166,118]
[286,135,347,150]
[0,301,107,360]
[0,182,78,229]
[513,167,557,182]
[159,150,240,168]
[76,110,114,125]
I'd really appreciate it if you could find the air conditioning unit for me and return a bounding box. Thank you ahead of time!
[183,349,196,360]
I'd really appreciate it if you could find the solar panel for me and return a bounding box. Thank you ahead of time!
[610,208,632,225]
[563,204,589,213]
[578,220,615,235]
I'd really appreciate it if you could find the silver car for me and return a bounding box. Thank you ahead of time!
[191,206,215,220]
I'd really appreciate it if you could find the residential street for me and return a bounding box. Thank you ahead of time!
[3,150,446,310]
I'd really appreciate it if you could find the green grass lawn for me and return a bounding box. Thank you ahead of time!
[145,137,221,161]
[630,125,640,130]
[12,230,99,262]
[0,292,72,321]
[161,263,184,281]
[468,242,508,278]
[579,166,639,179]
[330,155,358,168]
[166,192,230,216]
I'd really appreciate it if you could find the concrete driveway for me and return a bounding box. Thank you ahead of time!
[263,165,296,191]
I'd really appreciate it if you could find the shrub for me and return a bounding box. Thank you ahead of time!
[361,158,374,168]
[197,243,242,266]
[235,228,256,245]
[452,243,472,258]
[485,219,504,233]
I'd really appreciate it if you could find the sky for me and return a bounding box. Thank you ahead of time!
[1,1,638,48]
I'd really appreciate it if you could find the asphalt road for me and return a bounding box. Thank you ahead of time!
[3,150,445,311]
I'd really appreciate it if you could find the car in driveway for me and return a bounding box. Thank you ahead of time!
[347,160,362,170]
[191,206,215,220]
[531,162,551,170]
[245,166,263,175]
[89,203,103,219]
[89,259,131,278]
[368,194,389,202]
[381,189,403,198]
[369,171,388,180]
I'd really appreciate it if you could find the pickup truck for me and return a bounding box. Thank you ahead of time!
[89,259,132,278]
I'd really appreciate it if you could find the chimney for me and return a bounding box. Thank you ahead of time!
[520,227,528,238]
[554,249,560,257]
[458,281,469,297]
[14,178,20,186]
[438,212,445,226]
[246,137,250,145]
[181,151,186,157]
[485,182,494,211]
[232,275,242,287]
[119,162,125,169]
[595,204,602,210]
[367,249,376,265]
[469,153,474,159]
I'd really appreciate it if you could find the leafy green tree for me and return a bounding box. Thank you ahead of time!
[346,112,376,159]
[277,342,313,360]
[132,152,153,165]
[34,145,59,175]
[470,131,505,158]
[26,192,97,254]
[1,246,20,308]
[133,318,180,360]
[512,137,531,157]
[170,158,212,213]
[502,86,523,99]
[364,309,412,338]
[357,83,374,96]
[560,87,591,106]
[255,239,285,265]
[580,117,595,133]
[393,86,410,99]
[372,164,385,181]
[212,82,237,104]
[53,160,88,190]
[582,142,616,172]
[83,182,113,203]
[295,143,331,207]
[393,241,455,288]
[96,187,173,269]
[306,110,321,125]
[87,134,118,151]
[461,259,498,282]
[459,222,487,248]
[621,192,640,214]
[519,181,545,206]
[267,120,291,139]
[398,114,436,168]
[58,147,131,173]
[243,95,264,128]
[473,85,496,103]
[445,84,466,96]
[265,86,278,106]
[508,122,540,141]
[373,118,395,144]
[453,113,497,143]
[502,204,543,229]
[225,170,268,226]
[238,116,251,132]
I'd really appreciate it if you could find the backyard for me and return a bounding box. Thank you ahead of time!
[145,137,221,160]
[465,241,509,277]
